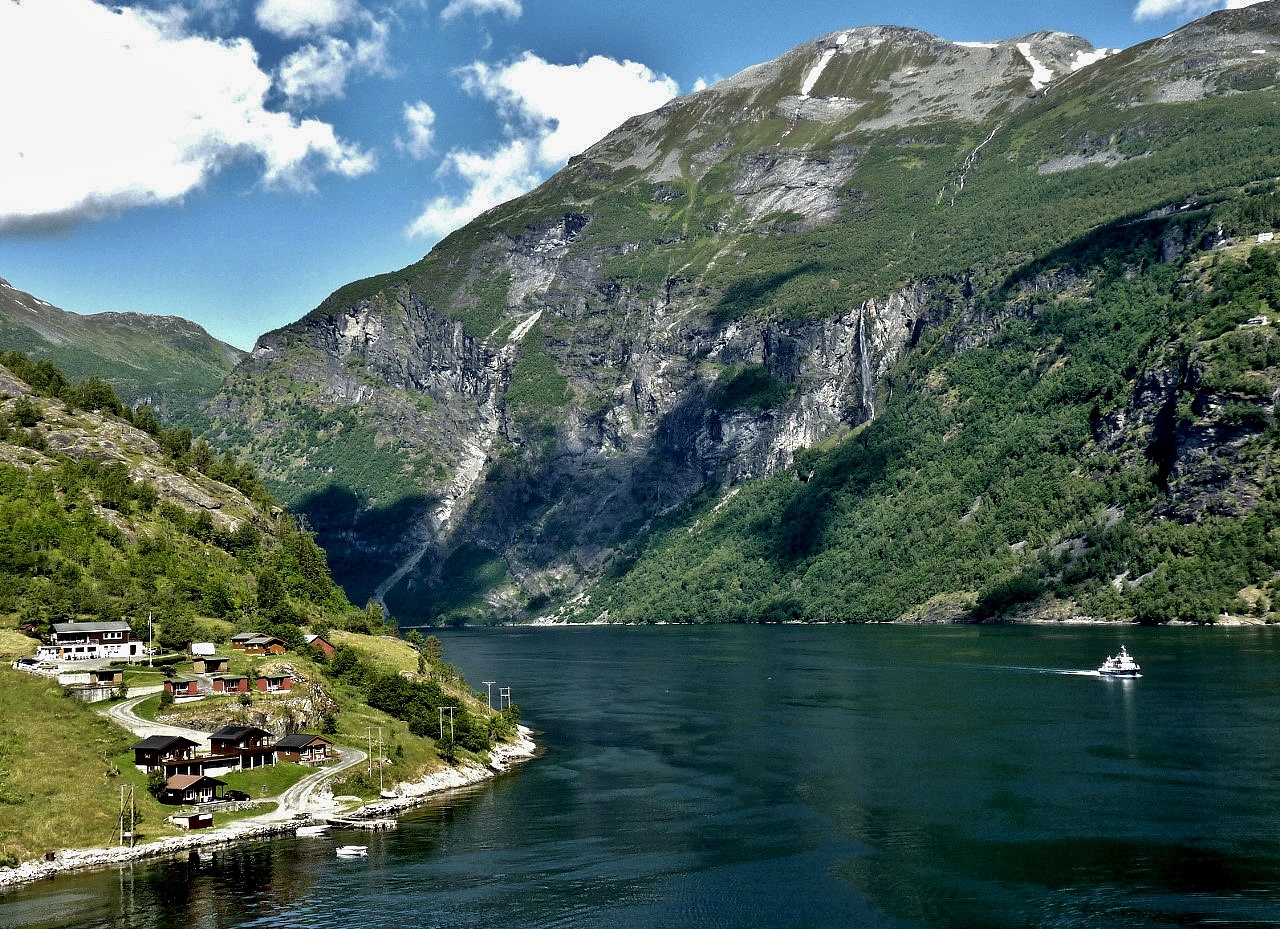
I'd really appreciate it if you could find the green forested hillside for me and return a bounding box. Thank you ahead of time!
[0,350,368,646]
[587,209,1280,624]
[193,8,1280,626]
[0,278,245,426]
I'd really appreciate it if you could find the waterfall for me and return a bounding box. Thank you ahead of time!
[858,304,874,420]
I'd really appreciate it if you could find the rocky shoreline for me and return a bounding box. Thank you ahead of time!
[0,726,536,893]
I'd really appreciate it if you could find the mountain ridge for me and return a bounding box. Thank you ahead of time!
[0,276,245,423]
[133,4,1280,622]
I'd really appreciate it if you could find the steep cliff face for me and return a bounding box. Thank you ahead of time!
[211,5,1280,622]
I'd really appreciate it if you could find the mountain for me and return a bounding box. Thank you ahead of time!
[211,4,1280,624]
[0,277,245,423]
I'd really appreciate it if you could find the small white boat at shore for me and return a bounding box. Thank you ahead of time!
[295,823,330,837]
[1098,645,1141,678]
[335,845,368,858]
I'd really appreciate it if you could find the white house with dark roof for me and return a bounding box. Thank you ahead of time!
[35,621,144,662]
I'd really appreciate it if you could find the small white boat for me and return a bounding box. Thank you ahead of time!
[380,790,400,799]
[295,823,330,837]
[335,845,368,858]
[1098,645,1141,677]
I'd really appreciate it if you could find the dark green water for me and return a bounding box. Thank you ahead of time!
[3,624,1279,928]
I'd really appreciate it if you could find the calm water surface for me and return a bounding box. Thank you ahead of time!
[2,624,1279,928]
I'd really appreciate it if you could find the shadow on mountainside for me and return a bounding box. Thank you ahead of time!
[295,484,440,610]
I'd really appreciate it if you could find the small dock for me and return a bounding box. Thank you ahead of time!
[325,817,397,831]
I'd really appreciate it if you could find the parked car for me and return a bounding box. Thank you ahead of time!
[225,789,251,801]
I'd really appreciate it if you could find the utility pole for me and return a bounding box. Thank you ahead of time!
[499,686,511,711]
[482,681,495,713]
[439,706,455,741]
[147,613,153,667]
[366,727,373,776]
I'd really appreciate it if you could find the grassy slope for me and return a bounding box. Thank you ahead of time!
[0,626,496,863]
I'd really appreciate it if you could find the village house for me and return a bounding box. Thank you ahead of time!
[164,676,202,699]
[231,633,287,655]
[160,774,226,805]
[91,668,123,686]
[255,672,292,693]
[229,632,257,650]
[132,735,200,772]
[273,733,333,765]
[209,725,276,770]
[304,633,335,659]
[35,620,144,662]
[64,667,125,703]
[192,655,230,674]
[211,674,251,694]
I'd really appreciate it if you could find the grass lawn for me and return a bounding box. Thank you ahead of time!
[0,671,184,863]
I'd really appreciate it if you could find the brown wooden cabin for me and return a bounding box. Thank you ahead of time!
[241,635,286,656]
[209,725,276,770]
[273,733,332,764]
[192,655,230,674]
[133,735,200,772]
[160,774,226,805]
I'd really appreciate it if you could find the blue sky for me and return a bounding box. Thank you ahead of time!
[0,0,1263,349]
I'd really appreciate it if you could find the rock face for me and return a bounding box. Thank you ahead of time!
[209,5,1280,621]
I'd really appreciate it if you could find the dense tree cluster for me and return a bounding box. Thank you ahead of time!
[591,210,1280,625]
[0,353,365,645]
[324,642,519,756]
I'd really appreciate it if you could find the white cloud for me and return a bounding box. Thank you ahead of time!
[0,0,374,234]
[1133,0,1266,20]
[397,102,438,160]
[276,19,390,106]
[256,0,359,38]
[406,53,678,240]
[440,0,521,22]
[406,140,541,239]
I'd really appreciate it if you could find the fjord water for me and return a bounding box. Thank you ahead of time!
[3,625,1279,929]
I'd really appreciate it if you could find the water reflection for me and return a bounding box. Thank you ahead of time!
[3,625,1279,929]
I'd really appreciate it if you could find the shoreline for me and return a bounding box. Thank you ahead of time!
[524,616,1277,627]
[0,726,537,893]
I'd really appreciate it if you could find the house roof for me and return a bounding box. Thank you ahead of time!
[165,774,225,790]
[257,672,290,681]
[210,725,270,741]
[245,635,284,646]
[168,676,199,684]
[230,632,257,642]
[213,673,249,681]
[304,634,331,645]
[52,621,131,635]
[133,735,199,752]
[275,733,331,750]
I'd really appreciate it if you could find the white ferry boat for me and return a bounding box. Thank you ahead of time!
[1098,645,1141,677]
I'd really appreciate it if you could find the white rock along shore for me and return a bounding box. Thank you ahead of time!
[0,726,536,893]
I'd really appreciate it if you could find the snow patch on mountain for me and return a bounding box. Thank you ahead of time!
[1017,42,1055,90]
[800,32,849,97]
[1071,48,1116,70]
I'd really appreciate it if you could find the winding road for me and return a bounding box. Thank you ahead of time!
[102,692,366,822]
